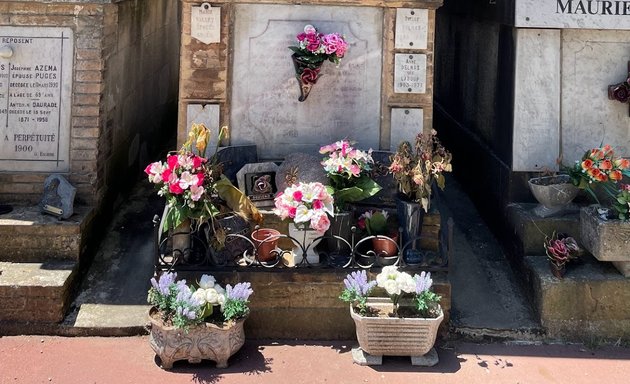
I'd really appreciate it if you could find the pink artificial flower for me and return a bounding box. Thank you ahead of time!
[178,171,197,190]
[169,182,184,195]
[349,164,361,177]
[161,168,173,183]
[304,25,317,34]
[312,199,323,210]
[288,206,297,218]
[621,183,630,192]
[192,156,204,169]
[167,155,179,170]
[310,213,331,233]
[196,172,205,186]
[189,185,204,201]
[305,33,321,53]
[322,33,347,57]
[293,190,303,202]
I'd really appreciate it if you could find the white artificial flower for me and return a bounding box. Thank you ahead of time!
[217,293,226,310]
[398,272,416,294]
[294,204,313,224]
[205,288,220,305]
[198,274,216,289]
[192,289,207,305]
[381,279,401,296]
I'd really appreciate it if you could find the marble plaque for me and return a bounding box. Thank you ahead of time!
[516,0,630,29]
[394,54,426,94]
[390,108,423,151]
[395,8,428,50]
[191,3,220,44]
[561,29,630,163]
[237,162,279,207]
[186,103,220,157]
[231,4,383,160]
[0,27,73,172]
[512,29,560,172]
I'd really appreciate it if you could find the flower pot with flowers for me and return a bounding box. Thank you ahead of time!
[145,124,262,262]
[544,232,581,278]
[147,272,253,369]
[288,25,348,102]
[273,182,335,265]
[357,210,399,264]
[389,129,452,264]
[339,267,443,366]
[320,140,381,254]
[561,144,630,276]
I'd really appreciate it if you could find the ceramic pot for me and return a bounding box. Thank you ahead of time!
[251,228,281,262]
[288,223,322,265]
[528,175,578,217]
[148,307,246,369]
[371,233,398,257]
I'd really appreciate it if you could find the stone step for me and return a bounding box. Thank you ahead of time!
[524,255,630,342]
[0,205,95,262]
[0,261,78,324]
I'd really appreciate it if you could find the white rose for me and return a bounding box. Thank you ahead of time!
[198,274,216,289]
[398,272,416,294]
[192,289,207,305]
[376,265,400,287]
[205,288,220,305]
[381,279,401,296]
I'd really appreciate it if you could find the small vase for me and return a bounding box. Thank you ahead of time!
[396,195,425,264]
[528,175,579,218]
[251,228,281,262]
[326,211,352,253]
[549,261,566,278]
[292,53,323,102]
[288,223,322,265]
[171,218,191,257]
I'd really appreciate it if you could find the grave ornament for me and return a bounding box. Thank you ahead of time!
[608,61,630,116]
[39,174,76,219]
[236,162,279,208]
[276,153,328,192]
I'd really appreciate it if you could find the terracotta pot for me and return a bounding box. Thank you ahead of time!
[371,233,399,257]
[148,307,247,369]
[251,228,281,262]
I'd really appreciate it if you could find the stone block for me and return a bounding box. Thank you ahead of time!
[526,255,630,341]
[581,206,630,262]
[507,203,581,256]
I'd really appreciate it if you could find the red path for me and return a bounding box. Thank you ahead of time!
[1,336,630,384]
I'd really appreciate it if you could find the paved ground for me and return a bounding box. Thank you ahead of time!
[1,336,629,384]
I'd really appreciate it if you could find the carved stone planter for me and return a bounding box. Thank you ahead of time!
[148,307,247,369]
[528,175,579,217]
[350,298,443,366]
[581,206,630,277]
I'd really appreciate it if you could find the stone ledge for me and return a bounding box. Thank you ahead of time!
[0,205,95,262]
[507,203,581,256]
[525,255,630,341]
[0,261,78,323]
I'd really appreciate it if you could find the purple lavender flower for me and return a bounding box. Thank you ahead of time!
[226,282,253,301]
[150,272,177,295]
[343,270,376,296]
[414,271,433,294]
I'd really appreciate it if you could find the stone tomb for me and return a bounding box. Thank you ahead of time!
[178,0,442,159]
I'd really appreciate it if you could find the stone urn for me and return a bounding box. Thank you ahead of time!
[148,307,247,369]
[528,175,579,217]
[350,298,443,366]
[581,205,630,277]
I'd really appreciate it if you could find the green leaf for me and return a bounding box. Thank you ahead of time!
[214,176,263,224]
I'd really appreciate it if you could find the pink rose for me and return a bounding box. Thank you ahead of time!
[167,155,179,170]
[293,190,303,202]
[322,33,347,57]
[304,33,321,53]
[169,182,184,195]
[310,213,331,233]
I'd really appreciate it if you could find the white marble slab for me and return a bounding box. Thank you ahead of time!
[0,27,73,172]
[395,8,428,50]
[561,29,630,163]
[512,29,561,172]
[390,108,423,151]
[516,0,630,29]
[394,54,426,94]
[186,103,220,157]
[191,3,220,44]
[230,4,383,160]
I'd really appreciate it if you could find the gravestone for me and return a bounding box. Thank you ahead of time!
[0,27,73,172]
[230,4,383,159]
[236,162,279,208]
[395,8,429,50]
[391,108,423,151]
[276,153,328,192]
[39,174,75,219]
[215,145,258,185]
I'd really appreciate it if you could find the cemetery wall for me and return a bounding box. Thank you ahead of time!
[0,0,179,208]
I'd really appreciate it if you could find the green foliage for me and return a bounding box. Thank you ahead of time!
[330,175,381,210]
[413,291,441,318]
[339,289,369,316]
[222,299,250,322]
[613,189,630,221]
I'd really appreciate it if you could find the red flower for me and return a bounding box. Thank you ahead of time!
[196,172,205,186]
[161,168,172,183]
[597,173,608,182]
[288,207,297,218]
[610,170,623,181]
[600,159,613,170]
[293,190,303,202]
[581,159,594,170]
[169,182,184,195]
[167,155,179,170]
[357,217,366,230]
[192,155,204,169]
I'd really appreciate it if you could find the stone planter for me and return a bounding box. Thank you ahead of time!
[581,206,630,277]
[528,175,579,218]
[148,307,247,369]
[350,298,443,366]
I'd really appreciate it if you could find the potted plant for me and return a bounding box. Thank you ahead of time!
[340,267,443,366]
[320,140,381,253]
[145,124,262,257]
[389,129,452,263]
[357,210,398,261]
[543,232,580,278]
[288,25,348,101]
[147,272,253,369]
[273,182,334,265]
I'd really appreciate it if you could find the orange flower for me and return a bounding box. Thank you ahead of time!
[615,158,630,169]
[581,159,594,170]
[603,144,613,155]
[610,170,623,181]
[600,159,613,170]
[597,173,608,182]
[588,168,601,178]
[589,149,604,160]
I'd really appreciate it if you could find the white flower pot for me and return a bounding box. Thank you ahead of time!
[288,223,322,265]
[350,298,443,357]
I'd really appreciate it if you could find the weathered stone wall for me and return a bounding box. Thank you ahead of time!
[0,0,179,208]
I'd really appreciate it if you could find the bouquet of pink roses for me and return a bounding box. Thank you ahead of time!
[289,24,348,66]
[273,182,334,233]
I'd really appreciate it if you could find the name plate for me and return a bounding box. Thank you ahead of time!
[516,0,630,29]
[394,54,426,94]
[0,27,73,172]
[395,8,428,49]
[191,3,221,44]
